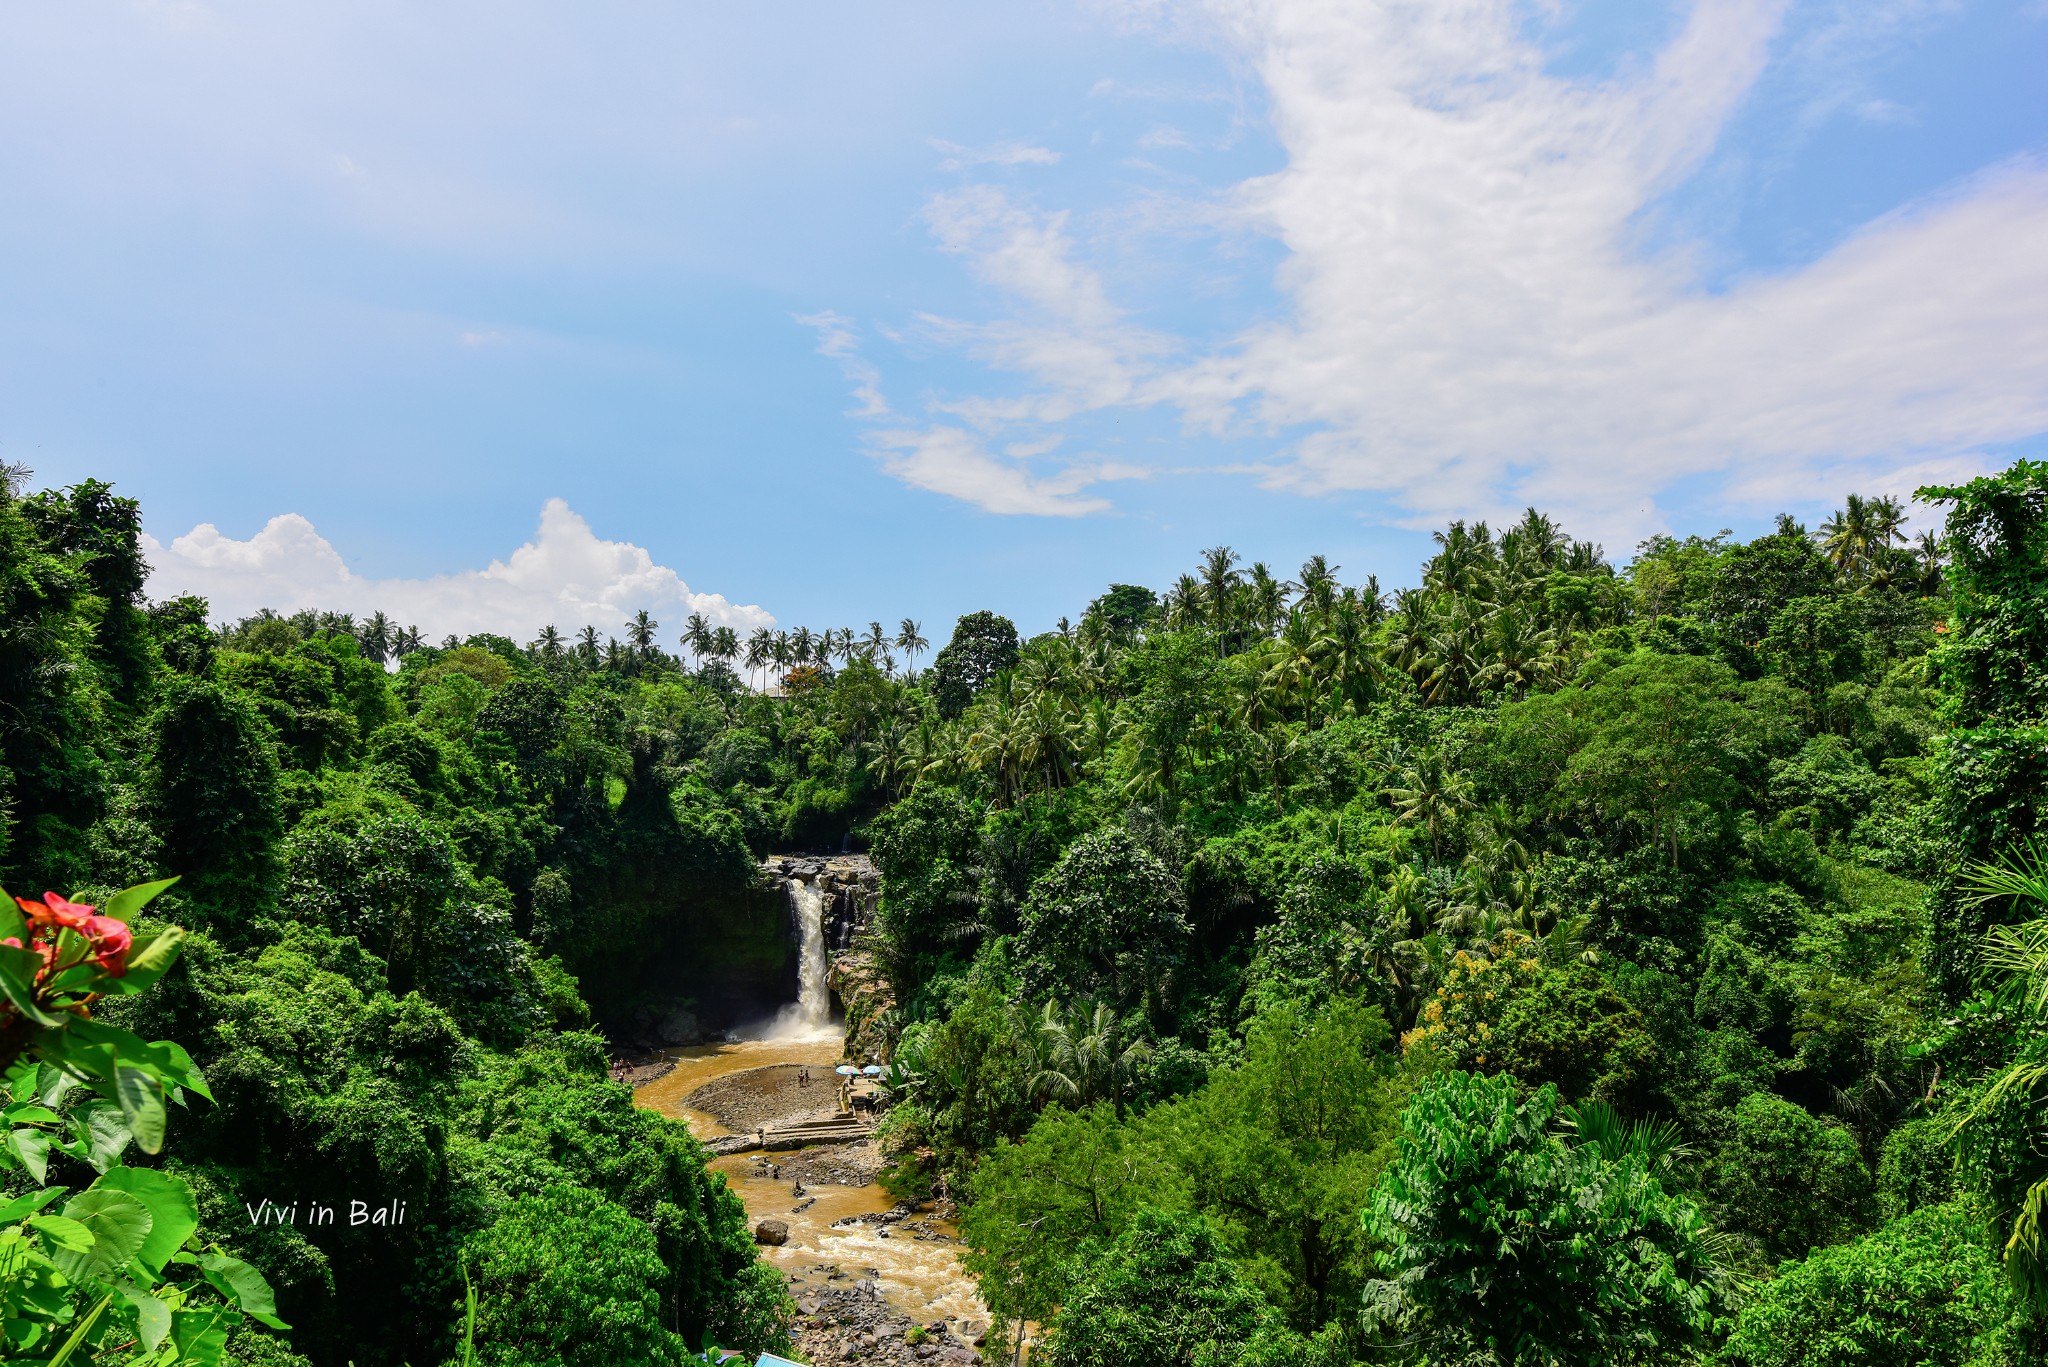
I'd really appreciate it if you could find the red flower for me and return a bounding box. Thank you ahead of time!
[16,892,96,932]
[9,894,131,977]
[84,915,132,977]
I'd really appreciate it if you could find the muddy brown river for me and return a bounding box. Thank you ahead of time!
[633,1039,989,1334]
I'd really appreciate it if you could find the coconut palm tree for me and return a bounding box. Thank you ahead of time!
[1295,554,1339,623]
[1387,747,1477,862]
[1030,999,1152,1112]
[625,610,660,656]
[744,628,772,690]
[576,626,601,665]
[361,611,394,664]
[711,625,739,670]
[1198,545,1242,647]
[682,612,712,668]
[531,624,564,659]
[895,619,928,677]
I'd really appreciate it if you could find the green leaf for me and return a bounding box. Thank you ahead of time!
[54,1188,152,1279]
[70,1099,134,1174]
[25,1214,95,1253]
[0,1185,64,1224]
[5,1054,39,1103]
[115,1067,168,1154]
[200,1253,290,1331]
[10,1126,53,1182]
[2,1103,63,1127]
[0,885,26,944]
[98,926,187,995]
[120,1283,174,1354]
[0,945,61,1026]
[94,1167,197,1278]
[99,876,179,925]
[34,1062,77,1109]
[171,1306,233,1366]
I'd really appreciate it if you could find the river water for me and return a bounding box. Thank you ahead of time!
[633,1037,986,1331]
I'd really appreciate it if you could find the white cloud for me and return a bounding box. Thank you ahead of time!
[143,499,774,640]
[929,139,1061,171]
[856,0,2048,543]
[795,310,891,418]
[865,426,1146,516]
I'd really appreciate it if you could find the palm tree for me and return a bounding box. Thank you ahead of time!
[1295,554,1339,622]
[1952,845,2048,1313]
[896,619,928,677]
[602,636,629,671]
[744,628,772,690]
[576,625,601,664]
[711,625,739,670]
[1198,545,1242,647]
[1030,999,1152,1112]
[625,610,660,656]
[682,612,712,668]
[531,624,564,659]
[395,624,426,656]
[361,611,394,665]
[790,626,815,666]
[864,621,891,667]
[1246,562,1288,639]
[1387,748,1477,862]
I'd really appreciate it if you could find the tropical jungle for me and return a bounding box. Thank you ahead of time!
[5,456,2048,1366]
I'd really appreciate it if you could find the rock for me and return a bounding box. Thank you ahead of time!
[828,950,896,1067]
[754,1219,789,1246]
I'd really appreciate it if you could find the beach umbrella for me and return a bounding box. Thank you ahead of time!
[834,1065,860,1076]
[862,1066,882,1076]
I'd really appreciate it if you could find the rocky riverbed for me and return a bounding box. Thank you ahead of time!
[634,1039,993,1363]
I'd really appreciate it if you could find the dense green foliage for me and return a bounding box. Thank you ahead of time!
[0,468,791,1366]
[12,462,2048,1364]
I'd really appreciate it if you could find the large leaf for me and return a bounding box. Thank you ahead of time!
[71,1099,134,1174]
[0,886,27,945]
[114,1068,167,1154]
[119,1283,173,1354]
[25,1214,95,1253]
[10,1126,53,1182]
[54,1188,152,1279]
[171,1305,232,1366]
[0,945,60,1026]
[0,1185,64,1224]
[99,927,187,995]
[98,876,179,925]
[201,1254,290,1330]
[95,1167,197,1277]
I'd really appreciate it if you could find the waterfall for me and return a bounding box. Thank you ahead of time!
[767,878,835,1040]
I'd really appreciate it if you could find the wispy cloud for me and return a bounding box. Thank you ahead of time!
[795,310,891,418]
[144,500,774,639]
[865,426,1145,516]
[929,139,1061,172]
[827,0,2048,544]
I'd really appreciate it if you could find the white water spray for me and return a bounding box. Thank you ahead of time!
[767,878,836,1040]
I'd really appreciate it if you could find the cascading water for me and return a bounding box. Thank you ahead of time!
[767,878,836,1040]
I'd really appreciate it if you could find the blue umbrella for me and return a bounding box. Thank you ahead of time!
[862,1066,882,1076]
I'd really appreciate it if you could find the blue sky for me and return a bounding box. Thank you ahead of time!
[3,0,2045,643]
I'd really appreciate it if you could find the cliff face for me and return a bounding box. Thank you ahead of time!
[761,854,878,949]
[827,950,895,1066]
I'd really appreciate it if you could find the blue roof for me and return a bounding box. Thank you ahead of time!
[754,1357,806,1367]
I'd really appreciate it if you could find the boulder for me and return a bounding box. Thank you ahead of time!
[753,1219,789,1246]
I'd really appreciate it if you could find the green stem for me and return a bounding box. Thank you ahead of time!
[45,1291,113,1366]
